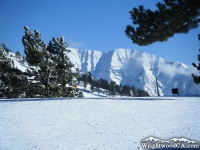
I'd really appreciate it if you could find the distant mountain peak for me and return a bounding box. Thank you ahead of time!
[67,48,200,96]
[10,48,200,96]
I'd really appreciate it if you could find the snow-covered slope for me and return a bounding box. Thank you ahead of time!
[8,54,29,72]
[0,97,200,149]
[67,48,200,96]
[67,48,103,73]
[8,48,200,96]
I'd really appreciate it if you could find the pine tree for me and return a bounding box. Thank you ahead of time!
[22,26,80,97]
[2,43,11,54]
[87,72,93,85]
[99,78,109,90]
[0,43,12,98]
[15,51,22,59]
[122,85,131,96]
[137,88,150,97]
[125,0,200,46]
[109,81,116,97]
[118,84,123,97]
[0,43,23,98]
[22,26,58,97]
[22,26,42,66]
[192,34,200,84]
[0,43,14,72]
[81,73,89,91]
[90,82,94,93]
[52,37,80,97]
[87,72,94,93]
[95,79,100,94]
[131,86,137,97]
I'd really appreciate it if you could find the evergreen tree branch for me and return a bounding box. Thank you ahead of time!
[125,0,200,46]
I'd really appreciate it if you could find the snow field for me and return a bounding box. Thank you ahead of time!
[0,97,200,150]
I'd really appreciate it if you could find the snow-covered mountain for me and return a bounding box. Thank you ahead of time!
[67,48,200,96]
[8,48,200,96]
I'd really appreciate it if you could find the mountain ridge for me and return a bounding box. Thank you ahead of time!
[8,48,200,96]
[67,48,200,96]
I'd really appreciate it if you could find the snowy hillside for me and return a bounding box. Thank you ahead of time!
[0,97,200,150]
[67,48,200,96]
[8,48,200,96]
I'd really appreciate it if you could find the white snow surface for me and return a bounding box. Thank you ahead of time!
[0,97,200,150]
[8,53,29,72]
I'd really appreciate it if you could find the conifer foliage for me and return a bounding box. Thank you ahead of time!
[78,72,150,97]
[192,34,200,84]
[22,26,80,97]
[125,0,200,46]
[51,37,80,97]
[0,43,24,98]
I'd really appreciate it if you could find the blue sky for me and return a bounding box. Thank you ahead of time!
[0,0,199,66]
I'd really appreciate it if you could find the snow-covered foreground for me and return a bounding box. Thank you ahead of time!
[0,97,200,150]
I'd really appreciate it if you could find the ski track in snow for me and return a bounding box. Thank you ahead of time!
[0,97,200,150]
